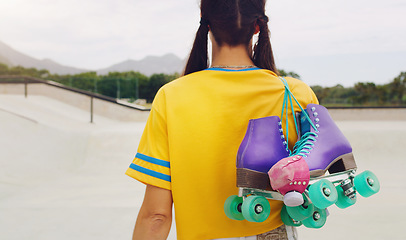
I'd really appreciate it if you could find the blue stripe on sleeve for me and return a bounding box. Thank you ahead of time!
[136,153,170,168]
[129,163,171,182]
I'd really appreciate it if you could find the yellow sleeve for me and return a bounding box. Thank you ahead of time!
[125,89,171,190]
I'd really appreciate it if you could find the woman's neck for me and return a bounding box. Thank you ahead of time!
[211,43,254,68]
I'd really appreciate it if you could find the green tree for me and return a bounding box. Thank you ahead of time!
[99,72,122,98]
[0,64,50,78]
[375,84,390,105]
[98,71,150,99]
[389,72,406,104]
[352,82,377,105]
[0,63,9,74]
[5,63,404,107]
[69,72,98,92]
[145,73,174,102]
[126,71,149,100]
[311,85,327,104]
[278,69,300,79]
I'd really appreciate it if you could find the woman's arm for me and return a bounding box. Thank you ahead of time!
[133,185,173,240]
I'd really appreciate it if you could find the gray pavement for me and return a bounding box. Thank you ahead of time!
[0,94,404,240]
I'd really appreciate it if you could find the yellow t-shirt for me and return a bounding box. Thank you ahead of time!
[126,68,318,240]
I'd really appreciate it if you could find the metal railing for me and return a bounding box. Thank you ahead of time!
[0,75,150,123]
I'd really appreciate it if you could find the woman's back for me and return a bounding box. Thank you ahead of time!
[127,68,318,239]
[126,1,319,239]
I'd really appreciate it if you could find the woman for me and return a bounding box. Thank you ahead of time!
[125,0,318,239]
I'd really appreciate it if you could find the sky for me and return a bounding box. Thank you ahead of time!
[0,0,405,86]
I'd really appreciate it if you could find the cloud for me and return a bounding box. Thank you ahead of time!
[0,0,405,77]
[269,0,406,57]
[0,0,200,68]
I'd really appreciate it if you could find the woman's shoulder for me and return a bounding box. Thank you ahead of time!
[154,70,208,101]
[280,76,314,94]
[282,76,319,104]
[159,69,220,95]
[282,76,310,88]
[161,70,203,87]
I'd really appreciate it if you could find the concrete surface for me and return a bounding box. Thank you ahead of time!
[0,94,404,240]
[0,94,175,240]
[298,120,405,240]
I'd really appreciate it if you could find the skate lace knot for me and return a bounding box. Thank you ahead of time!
[279,77,320,155]
[292,132,318,157]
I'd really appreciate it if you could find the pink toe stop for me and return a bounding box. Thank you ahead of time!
[268,155,310,195]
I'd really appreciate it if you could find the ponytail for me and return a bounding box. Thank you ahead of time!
[183,19,210,76]
[253,16,279,75]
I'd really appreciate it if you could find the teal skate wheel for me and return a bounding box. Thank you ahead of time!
[302,207,327,229]
[308,179,338,209]
[335,184,357,209]
[281,205,302,227]
[286,194,314,221]
[241,195,270,222]
[354,170,380,198]
[224,195,244,220]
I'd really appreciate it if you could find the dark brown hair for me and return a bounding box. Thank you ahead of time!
[183,0,278,75]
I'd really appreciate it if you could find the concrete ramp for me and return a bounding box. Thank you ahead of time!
[0,94,179,239]
[0,109,87,185]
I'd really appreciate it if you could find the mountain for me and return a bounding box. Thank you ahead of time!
[0,40,89,75]
[0,40,185,76]
[97,53,185,76]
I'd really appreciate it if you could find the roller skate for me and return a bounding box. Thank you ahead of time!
[268,102,355,207]
[224,116,290,222]
[278,104,381,229]
[224,76,380,228]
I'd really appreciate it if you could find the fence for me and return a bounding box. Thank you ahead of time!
[0,75,150,123]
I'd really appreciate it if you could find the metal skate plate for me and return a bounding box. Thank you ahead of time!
[309,169,356,186]
[238,187,284,201]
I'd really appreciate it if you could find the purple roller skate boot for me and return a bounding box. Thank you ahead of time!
[236,116,290,191]
[297,104,356,177]
[268,104,356,206]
